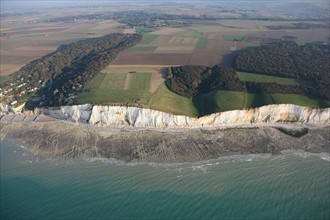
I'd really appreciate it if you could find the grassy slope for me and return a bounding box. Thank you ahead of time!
[129,73,152,91]
[237,71,315,87]
[193,91,246,116]
[149,84,198,117]
[140,34,160,44]
[194,90,330,116]
[77,70,329,116]
[77,72,198,116]
[223,34,245,41]
[77,72,152,105]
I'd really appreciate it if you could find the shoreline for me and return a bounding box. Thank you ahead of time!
[1,103,329,163]
[1,119,329,163]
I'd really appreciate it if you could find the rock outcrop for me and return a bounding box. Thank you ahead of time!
[1,121,329,162]
[39,104,329,128]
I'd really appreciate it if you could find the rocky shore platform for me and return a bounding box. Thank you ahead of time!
[1,119,329,163]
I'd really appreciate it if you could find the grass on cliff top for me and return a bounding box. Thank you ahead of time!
[149,84,198,116]
[193,91,330,116]
[237,71,316,87]
[76,72,198,116]
[77,72,152,105]
[76,72,329,116]
[193,91,247,116]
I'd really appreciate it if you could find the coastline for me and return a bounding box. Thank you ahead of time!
[1,119,329,163]
[1,103,329,163]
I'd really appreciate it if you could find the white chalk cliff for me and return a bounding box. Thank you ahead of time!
[39,104,330,128]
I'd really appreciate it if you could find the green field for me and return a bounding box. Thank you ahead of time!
[77,72,198,116]
[237,71,315,87]
[129,72,152,91]
[77,71,329,116]
[223,34,246,41]
[246,93,275,108]
[140,34,160,44]
[195,38,208,49]
[183,31,202,38]
[77,72,152,105]
[271,94,330,108]
[193,90,329,116]
[149,84,198,117]
[193,90,247,115]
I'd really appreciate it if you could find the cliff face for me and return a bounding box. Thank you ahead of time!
[41,104,93,123]
[39,104,330,128]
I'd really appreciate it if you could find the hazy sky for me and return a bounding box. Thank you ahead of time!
[1,0,329,10]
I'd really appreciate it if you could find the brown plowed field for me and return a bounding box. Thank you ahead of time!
[111,53,191,65]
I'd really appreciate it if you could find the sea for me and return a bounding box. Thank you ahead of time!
[1,137,329,220]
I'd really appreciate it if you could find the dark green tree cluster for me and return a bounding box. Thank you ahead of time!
[165,65,245,98]
[234,41,330,87]
[267,22,329,30]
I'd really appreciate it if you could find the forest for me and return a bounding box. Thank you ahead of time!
[166,42,330,101]
[234,41,329,86]
[2,33,142,108]
[166,65,245,98]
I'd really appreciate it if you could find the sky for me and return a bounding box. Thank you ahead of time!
[1,0,328,10]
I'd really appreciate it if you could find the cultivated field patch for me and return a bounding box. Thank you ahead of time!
[129,72,152,91]
[126,46,157,52]
[99,72,126,90]
[104,65,170,93]
[77,72,153,105]
[151,27,188,35]
[183,30,202,38]
[111,53,191,65]
[155,46,195,52]
[168,37,198,44]
[0,64,24,76]
[0,18,123,75]
[140,34,160,44]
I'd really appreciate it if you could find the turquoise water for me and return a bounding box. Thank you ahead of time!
[1,137,330,220]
